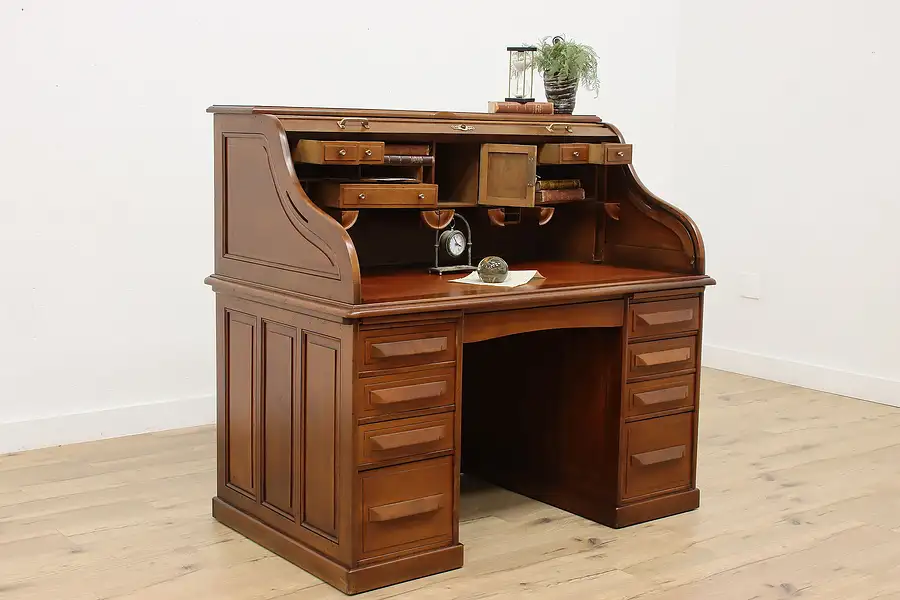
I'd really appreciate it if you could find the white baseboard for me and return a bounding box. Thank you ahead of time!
[0,394,216,455]
[703,344,900,408]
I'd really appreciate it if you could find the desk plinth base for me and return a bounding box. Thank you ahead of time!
[611,488,700,528]
[212,497,463,595]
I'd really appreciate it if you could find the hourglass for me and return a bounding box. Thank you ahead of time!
[506,45,537,103]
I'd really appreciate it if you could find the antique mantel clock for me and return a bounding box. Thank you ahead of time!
[429,214,475,275]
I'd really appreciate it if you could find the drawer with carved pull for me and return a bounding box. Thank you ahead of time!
[626,335,697,380]
[357,367,456,418]
[359,323,457,372]
[621,412,693,501]
[358,413,454,468]
[360,457,453,559]
[629,297,700,339]
[625,374,696,419]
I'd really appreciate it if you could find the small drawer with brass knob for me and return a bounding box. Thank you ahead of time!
[313,182,438,209]
[604,143,633,165]
[359,142,385,163]
[560,143,590,163]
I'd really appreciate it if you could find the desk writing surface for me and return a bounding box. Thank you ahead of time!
[360,261,707,304]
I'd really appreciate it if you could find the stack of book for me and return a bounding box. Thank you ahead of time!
[488,101,554,115]
[536,179,586,203]
[382,143,434,166]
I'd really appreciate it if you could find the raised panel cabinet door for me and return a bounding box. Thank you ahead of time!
[477,144,537,207]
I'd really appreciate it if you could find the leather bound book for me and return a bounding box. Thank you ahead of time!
[537,179,582,191]
[383,143,430,156]
[383,155,435,166]
[536,188,586,203]
[488,101,554,114]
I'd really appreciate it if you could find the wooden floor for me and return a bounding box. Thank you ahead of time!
[2,369,900,600]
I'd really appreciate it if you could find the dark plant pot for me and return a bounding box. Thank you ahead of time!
[543,73,578,114]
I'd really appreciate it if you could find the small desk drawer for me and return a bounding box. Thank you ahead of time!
[359,323,457,372]
[333,183,437,209]
[357,368,456,418]
[293,140,360,164]
[605,143,633,164]
[560,143,590,163]
[359,141,385,163]
[629,297,700,339]
[358,413,454,468]
[622,412,693,501]
[627,335,697,380]
[361,457,453,559]
[625,374,696,419]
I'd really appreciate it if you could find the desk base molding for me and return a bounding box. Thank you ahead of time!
[611,488,700,528]
[213,496,463,594]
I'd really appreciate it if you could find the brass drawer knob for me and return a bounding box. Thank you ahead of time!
[364,149,373,156]
[358,193,366,200]
[617,151,625,157]
[338,148,347,156]
[572,151,580,157]
[418,193,426,200]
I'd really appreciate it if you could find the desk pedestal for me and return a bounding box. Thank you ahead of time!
[212,287,704,594]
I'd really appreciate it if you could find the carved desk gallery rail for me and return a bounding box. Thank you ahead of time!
[205,105,714,594]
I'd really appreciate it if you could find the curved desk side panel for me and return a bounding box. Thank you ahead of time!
[213,113,360,303]
[603,123,706,275]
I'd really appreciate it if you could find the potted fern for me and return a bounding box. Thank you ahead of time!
[534,36,600,114]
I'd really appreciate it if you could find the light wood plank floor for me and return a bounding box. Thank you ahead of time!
[2,368,899,600]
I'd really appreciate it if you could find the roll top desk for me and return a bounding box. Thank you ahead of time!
[206,105,714,594]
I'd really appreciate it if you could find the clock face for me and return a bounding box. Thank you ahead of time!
[446,231,466,257]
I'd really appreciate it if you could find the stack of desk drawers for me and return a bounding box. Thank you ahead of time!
[354,320,460,563]
[619,293,702,519]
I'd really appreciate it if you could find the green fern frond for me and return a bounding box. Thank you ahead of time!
[532,36,600,97]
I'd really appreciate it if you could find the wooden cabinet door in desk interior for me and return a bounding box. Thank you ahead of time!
[478,144,537,207]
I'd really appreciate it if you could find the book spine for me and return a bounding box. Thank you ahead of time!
[537,188,586,203]
[488,101,554,114]
[537,179,582,191]
[383,144,430,156]
[383,155,435,166]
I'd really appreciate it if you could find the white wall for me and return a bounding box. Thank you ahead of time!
[0,0,681,452]
[675,1,900,405]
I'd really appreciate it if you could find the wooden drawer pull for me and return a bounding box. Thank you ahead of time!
[635,385,690,406]
[368,494,443,522]
[635,347,691,367]
[632,445,686,466]
[371,337,448,359]
[370,425,448,451]
[370,381,447,405]
[636,309,694,327]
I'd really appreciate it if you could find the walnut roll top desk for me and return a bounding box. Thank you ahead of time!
[206,105,714,594]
